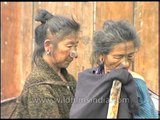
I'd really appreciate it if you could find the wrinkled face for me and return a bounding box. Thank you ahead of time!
[104,41,136,71]
[50,33,79,68]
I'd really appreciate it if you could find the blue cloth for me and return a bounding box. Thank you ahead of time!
[133,78,159,118]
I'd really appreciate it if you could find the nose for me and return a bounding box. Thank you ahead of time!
[70,50,78,58]
[121,58,130,69]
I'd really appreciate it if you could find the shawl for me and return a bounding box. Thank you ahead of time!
[70,67,139,118]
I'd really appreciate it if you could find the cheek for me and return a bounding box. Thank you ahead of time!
[61,50,70,57]
[55,49,70,60]
[104,56,120,67]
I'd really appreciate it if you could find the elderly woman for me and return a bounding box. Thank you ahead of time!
[10,9,80,118]
[70,20,158,118]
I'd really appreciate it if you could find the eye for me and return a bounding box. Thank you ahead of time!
[114,55,124,59]
[128,55,133,58]
[128,53,135,60]
[66,44,73,48]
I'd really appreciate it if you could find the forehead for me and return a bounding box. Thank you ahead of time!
[110,41,135,55]
[60,33,79,44]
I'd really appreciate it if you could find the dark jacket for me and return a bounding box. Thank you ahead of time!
[11,57,76,118]
[70,67,139,118]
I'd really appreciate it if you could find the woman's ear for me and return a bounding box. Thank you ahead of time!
[99,54,104,63]
[44,39,52,55]
[135,48,139,52]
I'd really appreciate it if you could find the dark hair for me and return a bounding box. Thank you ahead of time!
[33,9,80,65]
[91,20,141,66]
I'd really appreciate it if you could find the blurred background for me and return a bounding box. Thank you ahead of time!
[1,2,159,100]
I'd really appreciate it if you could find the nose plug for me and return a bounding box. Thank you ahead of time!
[70,51,78,58]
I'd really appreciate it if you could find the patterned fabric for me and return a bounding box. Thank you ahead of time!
[10,57,76,118]
[133,78,159,118]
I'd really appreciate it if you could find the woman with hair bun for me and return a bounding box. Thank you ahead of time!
[10,9,80,118]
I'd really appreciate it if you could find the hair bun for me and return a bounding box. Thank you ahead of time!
[35,9,54,24]
[103,20,115,31]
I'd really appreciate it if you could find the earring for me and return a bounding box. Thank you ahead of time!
[95,57,105,74]
[100,57,104,64]
[46,50,50,55]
